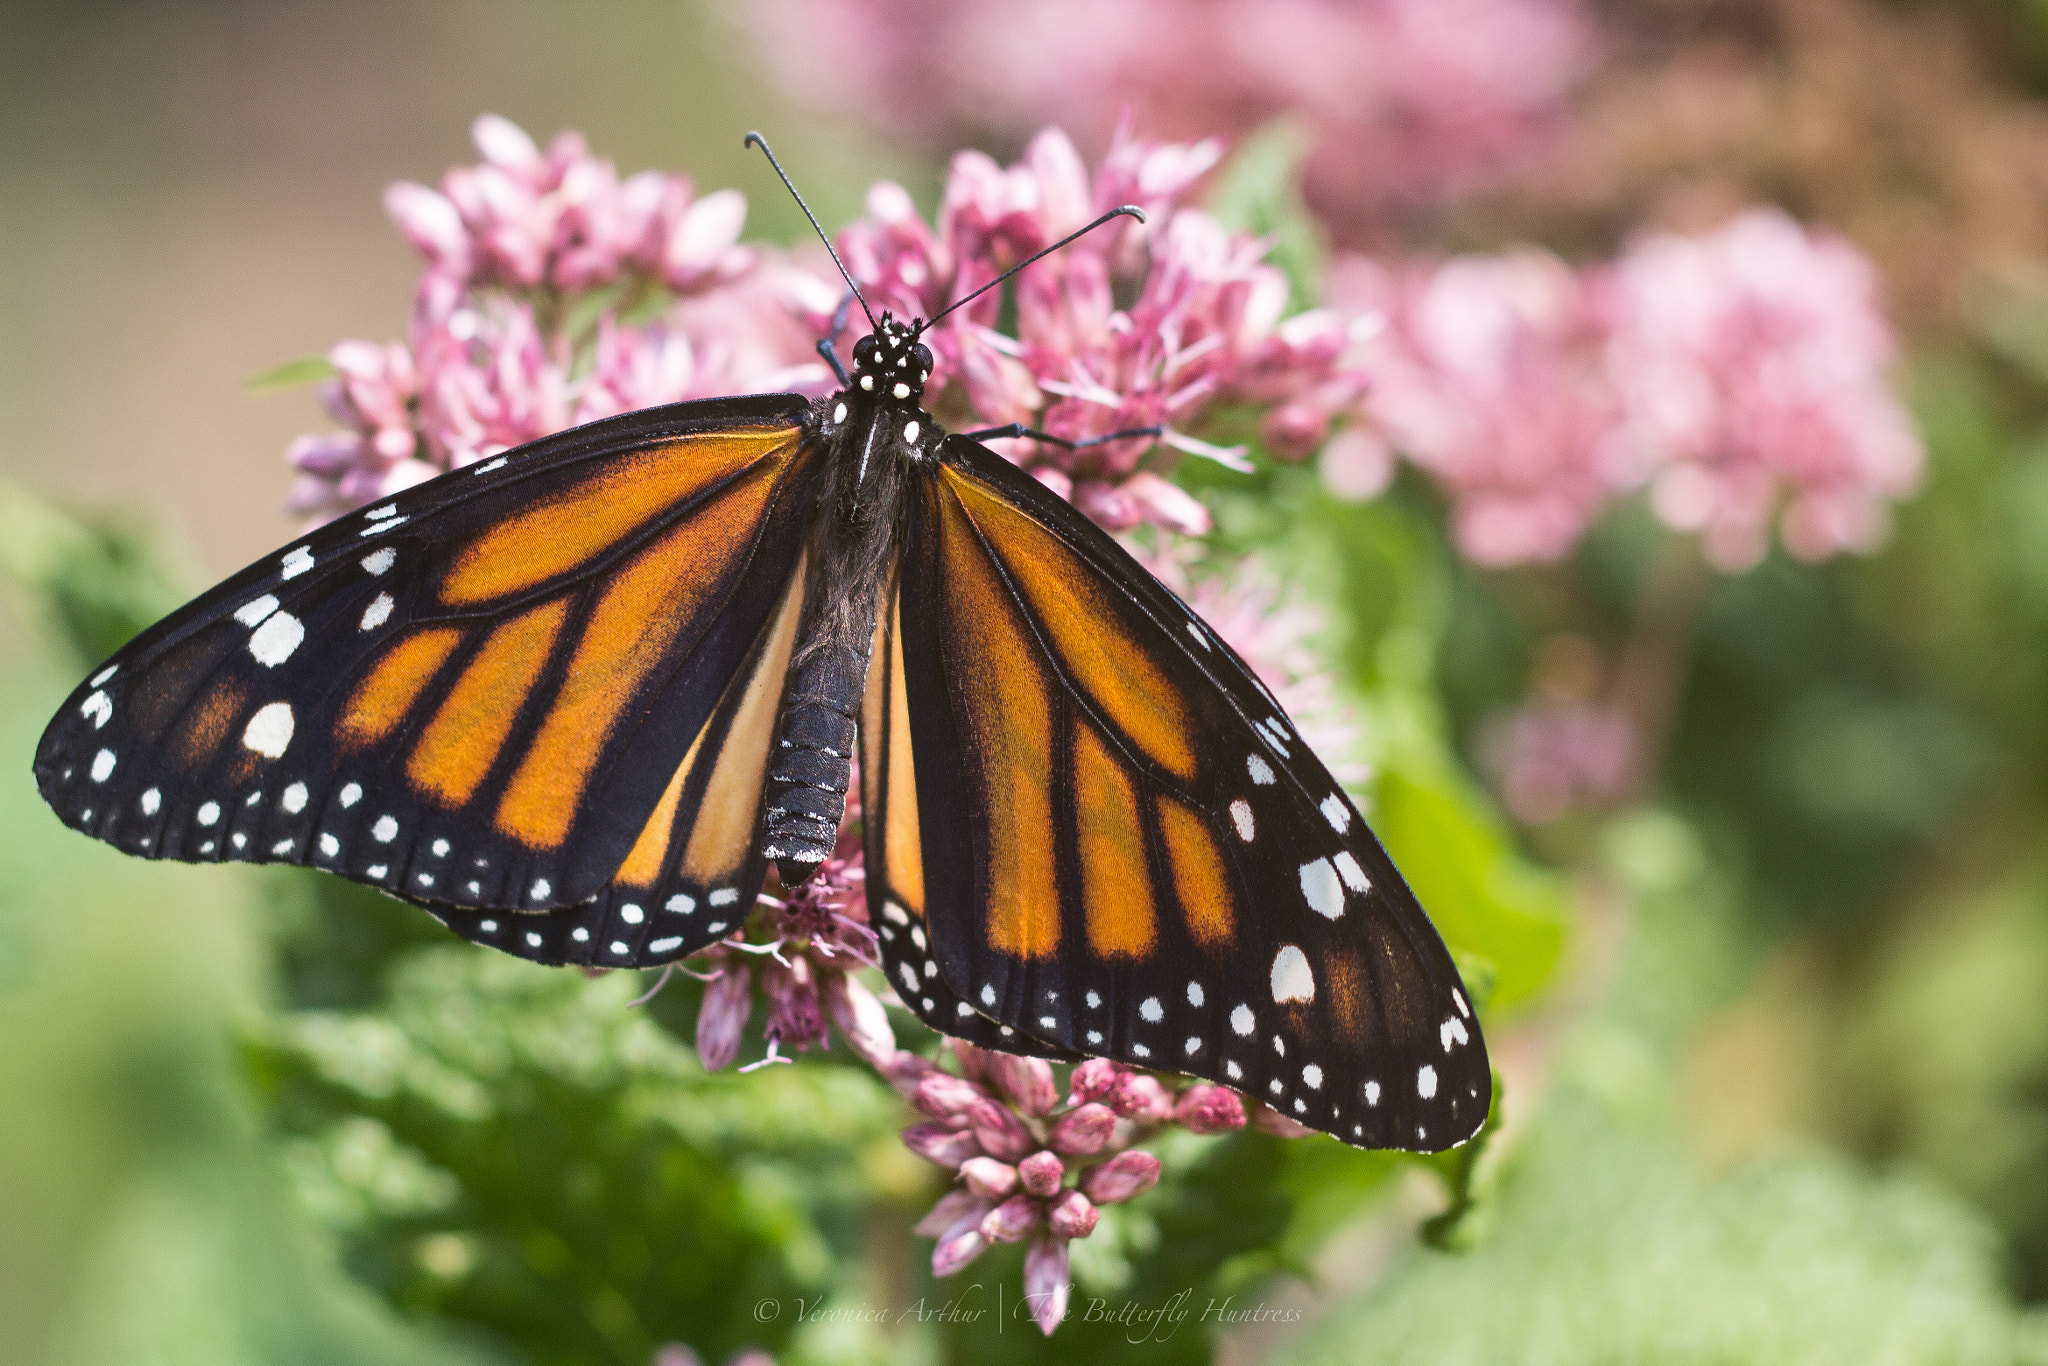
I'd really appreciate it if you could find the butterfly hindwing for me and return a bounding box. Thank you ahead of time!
[860,567,1077,1060]
[893,437,1489,1150]
[34,395,825,919]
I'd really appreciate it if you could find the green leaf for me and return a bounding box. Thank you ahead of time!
[243,355,339,394]
[0,482,195,668]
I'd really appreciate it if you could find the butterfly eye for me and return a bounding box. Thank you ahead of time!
[913,343,933,375]
[852,335,877,369]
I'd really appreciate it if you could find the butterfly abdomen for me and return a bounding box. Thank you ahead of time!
[762,625,872,882]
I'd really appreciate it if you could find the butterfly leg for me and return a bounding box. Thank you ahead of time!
[957,422,1165,450]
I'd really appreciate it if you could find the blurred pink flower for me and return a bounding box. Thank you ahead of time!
[1606,208,1924,571]
[1479,700,1639,825]
[744,0,1593,234]
[1334,250,1635,567]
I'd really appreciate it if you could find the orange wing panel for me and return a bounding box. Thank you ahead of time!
[439,427,798,606]
[408,598,569,806]
[341,628,463,750]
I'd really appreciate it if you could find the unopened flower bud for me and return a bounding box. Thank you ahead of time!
[967,1097,1037,1163]
[1079,1150,1161,1205]
[901,1122,982,1169]
[1047,1189,1099,1239]
[959,1156,1018,1201]
[1048,1102,1117,1156]
[1110,1074,1175,1124]
[823,973,897,1069]
[1175,1084,1247,1135]
[979,1193,1043,1244]
[1023,1233,1072,1336]
[1017,1149,1065,1198]
[694,964,751,1073]
[1067,1058,1124,1106]
[912,1072,986,1121]
[914,1188,989,1237]
[991,1054,1060,1116]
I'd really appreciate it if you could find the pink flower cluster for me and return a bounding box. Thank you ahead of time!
[744,0,1593,232]
[807,123,1368,534]
[1325,209,1923,571]
[285,116,826,522]
[1478,700,1639,825]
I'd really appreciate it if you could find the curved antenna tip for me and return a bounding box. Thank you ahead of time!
[1114,204,1145,223]
[743,131,767,149]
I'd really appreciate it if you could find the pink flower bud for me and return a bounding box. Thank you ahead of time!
[1175,1084,1247,1135]
[914,1188,989,1237]
[979,1193,1042,1244]
[1068,1058,1124,1106]
[878,1050,940,1099]
[959,1156,1018,1201]
[932,1222,989,1277]
[912,1072,986,1121]
[1048,1102,1117,1156]
[1017,1150,1065,1199]
[967,1097,1037,1163]
[991,1054,1059,1116]
[823,973,897,1069]
[384,182,471,276]
[901,1122,982,1170]
[1250,1104,1315,1138]
[664,189,747,289]
[1110,1074,1175,1124]
[1047,1189,1099,1239]
[950,1040,998,1088]
[694,964,751,1073]
[471,113,543,176]
[1023,1233,1072,1336]
[762,956,826,1053]
[1079,1150,1161,1205]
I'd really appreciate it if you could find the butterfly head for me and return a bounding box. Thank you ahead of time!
[850,316,934,405]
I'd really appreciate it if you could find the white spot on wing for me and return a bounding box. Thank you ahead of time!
[1086,990,1101,1009]
[233,595,279,627]
[81,691,111,728]
[1187,621,1210,649]
[280,547,315,579]
[1139,997,1163,1023]
[1334,852,1370,893]
[1187,981,1204,1007]
[1454,989,1470,1018]
[1226,1060,1242,1079]
[366,504,398,520]
[1440,1017,1469,1051]
[531,878,552,901]
[667,894,695,914]
[318,832,339,858]
[248,611,305,667]
[1418,1065,1437,1099]
[1365,1080,1381,1105]
[899,962,919,992]
[361,548,397,575]
[371,815,398,842]
[708,888,739,907]
[431,838,449,857]
[650,936,681,953]
[1247,754,1276,785]
[90,665,116,686]
[1321,793,1351,832]
[1299,858,1345,920]
[339,783,362,808]
[1270,945,1315,1003]
[242,703,295,757]
[360,593,394,631]
[358,517,408,536]
[471,457,507,475]
[282,782,308,814]
[1131,1043,1151,1059]
[1231,1005,1254,1035]
[1302,1064,1324,1089]
[1229,799,1255,841]
[981,984,997,1007]
[197,801,220,826]
[620,904,644,924]
[139,787,160,815]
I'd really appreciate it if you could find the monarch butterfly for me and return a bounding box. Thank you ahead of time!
[32,134,1488,1153]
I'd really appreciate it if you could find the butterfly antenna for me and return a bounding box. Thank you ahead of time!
[744,131,878,333]
[918,205,1145,335]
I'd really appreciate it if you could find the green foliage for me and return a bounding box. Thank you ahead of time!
[244,355,342,394]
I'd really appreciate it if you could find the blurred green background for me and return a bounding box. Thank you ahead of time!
[11,2,2048,1364]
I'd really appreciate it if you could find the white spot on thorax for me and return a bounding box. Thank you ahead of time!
[832,402,847,423]
[892,382,910,400]
[1270,945,1315,1003]
[243,703,295,757]
[860,375,874,391]
[903,419,920,442]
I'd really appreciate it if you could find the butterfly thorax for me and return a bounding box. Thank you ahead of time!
[761,316,936,885]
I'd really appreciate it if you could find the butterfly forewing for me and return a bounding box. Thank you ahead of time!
[35,395,823,921]
[893,438,1490,1151]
